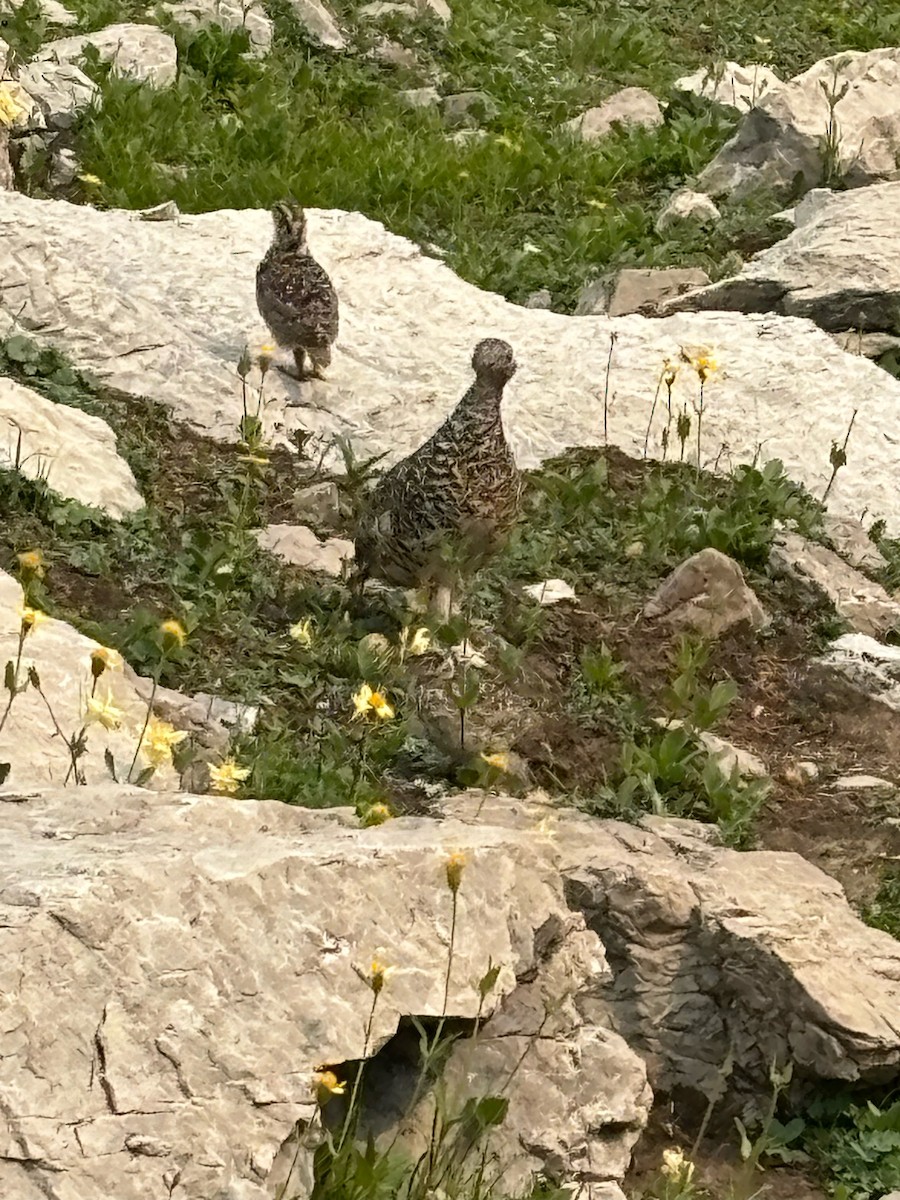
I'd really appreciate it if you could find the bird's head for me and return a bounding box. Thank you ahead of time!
[271,199,308,251]
[472,338,517,386]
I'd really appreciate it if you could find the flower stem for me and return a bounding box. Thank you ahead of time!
[0,629,26,736]
[442,889,458,1018]
[335,988,379,1155]
[127,668,159,783]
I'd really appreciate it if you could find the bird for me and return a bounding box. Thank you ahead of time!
[353,337,522,620]
[256,200,339,381]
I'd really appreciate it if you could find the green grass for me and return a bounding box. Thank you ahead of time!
[8,0,897,307]
[2,333,829,829]
[865,865,900,940]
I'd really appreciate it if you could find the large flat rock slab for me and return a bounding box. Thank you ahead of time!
[1,376,143,517]
[663,182,900,336]
[0,787,647,1200]
[4,194,900,530]
[457,797,900,1097]
[0,570,179,791]
[698,48,900,199]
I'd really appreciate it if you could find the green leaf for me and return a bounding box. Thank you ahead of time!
[478,959,502,999]
[4,334,40,364]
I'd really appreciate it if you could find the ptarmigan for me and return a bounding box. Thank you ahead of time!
[256,200,339,380]
[354,338,522,618]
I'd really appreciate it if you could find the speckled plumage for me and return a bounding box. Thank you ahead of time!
[256,201,339,379]
[354,338,522,603]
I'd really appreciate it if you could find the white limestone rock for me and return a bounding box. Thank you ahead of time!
[35,24,178,88]
[0,571,180,792]
[469,795,900,1098]
[770,531,900,637]
[0,789,650,1200]
[661,181,900,337]
[644,548,768,637]
[162,0,273,55]
[285,0,346,48]
[3,0,77,25]
[655,188,722,233]
[673,60,781,114]
[256,523,354,576]
[13,60,95,130]
[0,375,143,517]
[699,48,900,199]
[565,86,663,141]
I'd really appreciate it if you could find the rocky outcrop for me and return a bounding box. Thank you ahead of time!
[643,548,768,637]
[1,375,143,517]
[698,48,900,199]
[821,632,900,712]
[673,60,781,114]
[0,787,650,1200]
[576,267,712,316]
[661,182,900,336]
[34,24,179,88]
[565,87,663,141]
[823,514,886,572]
[162,0,274,55]
[0,570,183,792]
[4,788,900,1200]
[11,59,96,130]
[4,193,900,535]
[465,797,900,1097]
[770,531,900,637]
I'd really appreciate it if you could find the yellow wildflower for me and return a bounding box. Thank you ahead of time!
[289,618,314,647]
[661,1148,695,1181]
[258,343,276,373]
[0,84,24,127]
[84,691,125,732]
[481,751,510,773]
[17,549,45,578]
[662,358,679,387]
[313,1069,346,1105]
[351,683,395,721]
[369,957,393,995]
[363,801,393,826]
[208,757,250,795]
[400,625,431,660]
[689,349,718,383]
[445,849,466,895]
[160,619,187,650]
[18,606,45,636]
[77,173,103,186]
[140,716,188,769]
[90,646,122,680]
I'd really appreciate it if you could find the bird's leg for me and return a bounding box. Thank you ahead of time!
[429,584,453,625]
[308,346,332,380]
[275,350,307,382]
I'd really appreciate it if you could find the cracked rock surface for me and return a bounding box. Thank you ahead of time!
[4,790,900,1199]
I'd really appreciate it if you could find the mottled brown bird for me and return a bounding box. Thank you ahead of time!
[256,200,339,380]
[354,338,522,619]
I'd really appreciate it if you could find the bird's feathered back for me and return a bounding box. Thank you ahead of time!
[354,338,522,588]
[256,200,339,352]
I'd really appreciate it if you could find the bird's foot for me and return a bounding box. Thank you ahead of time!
[276,362,306,382]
